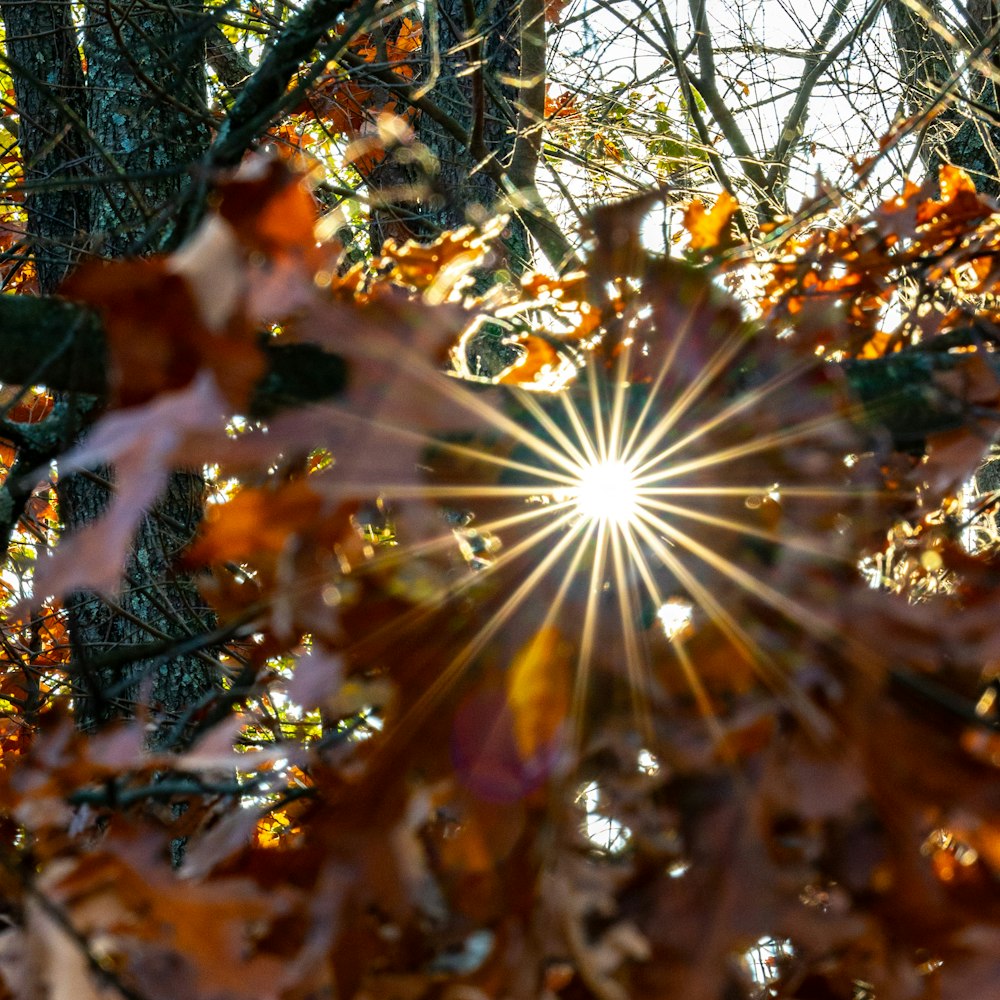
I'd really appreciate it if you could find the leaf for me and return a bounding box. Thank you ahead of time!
[61,255,263,410]
[22,889,113,1000]
[186,479,359,643]
[544,90,580,119]
[58,157,330,411]
[187,480,329,565]
[497,334,565,387]
[588,186,669,283]
[283,647,345,710]
[377,219,507,301]
[41,838,292,1000]
[452,686,556,803]
[28,372,229,599]
[682,190,740,254]
[506,624,572,763]
[545,0,570,22]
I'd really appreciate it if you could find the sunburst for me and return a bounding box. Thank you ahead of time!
[318,296,889,777]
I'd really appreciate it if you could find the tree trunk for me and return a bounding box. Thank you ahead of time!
[82,0,209,253]
[889,0,1000,195]
[70,2,216,744]
[0,0,219,743]
[0,0,87,291]
[369,0,536,377]
[370,0,531,260]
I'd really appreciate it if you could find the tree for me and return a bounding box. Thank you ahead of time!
[3,1,1000,999]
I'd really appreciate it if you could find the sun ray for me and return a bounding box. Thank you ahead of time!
[530,518,604,744]
[317,402,581,486]
[606,336,634,468]
[560,388,603,468]
[372,508,592,762]
[639,496,853,564]
[513,387,591,469]
[352,496,580,575]
[623,328,752,470]
[628,514,765,672]
[569,517,611,745]
[632,406,865,486]
[626,352,819,474]
[321,329,879,773]
[672,635,734,760]
[637,506,857,667]
[628,513,831,732]
[609,520,653,743]
[325,484,581,500]
[587,356,610,462]
[638,484,897,500]
[620,300,699,462]
[617,524,719,738]
[338,499,583,673]
[401,358,596,477]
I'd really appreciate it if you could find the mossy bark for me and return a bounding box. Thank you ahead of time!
[82,0,209,253]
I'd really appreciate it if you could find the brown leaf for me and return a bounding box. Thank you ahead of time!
[588,186,668,283]
[42,838,292,1000]
[58,156,333,411]
[61,256,263,410]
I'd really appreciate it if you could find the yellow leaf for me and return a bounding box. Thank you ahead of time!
[506,625,571,761]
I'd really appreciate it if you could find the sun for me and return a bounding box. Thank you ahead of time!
[571,458,639,527]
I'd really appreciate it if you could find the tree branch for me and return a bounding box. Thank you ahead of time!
[0,295,346,411]
[0,294,994,452]
[508,0,546,190]
[208,0,379,169]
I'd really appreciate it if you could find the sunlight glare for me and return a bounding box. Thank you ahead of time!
[656,599,694,641]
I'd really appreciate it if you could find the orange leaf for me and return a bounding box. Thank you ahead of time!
[186,479,327,565]
[544,90,580,119]
[683,191,740,254]
[215,156,320,267]
[498,335,563,387]
[378,222,502,295]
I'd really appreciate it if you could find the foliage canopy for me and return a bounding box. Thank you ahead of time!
[3,1,1000,998]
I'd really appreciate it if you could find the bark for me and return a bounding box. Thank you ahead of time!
[60,470,216,741]
[44,0,218,742]
[369,0,531,262]
[82,0,210,254]
[368,0,542,377]
[0,0,88,291]
[889,0,1000,195]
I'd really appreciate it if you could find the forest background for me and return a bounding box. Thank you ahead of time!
[3,0,1000,997]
